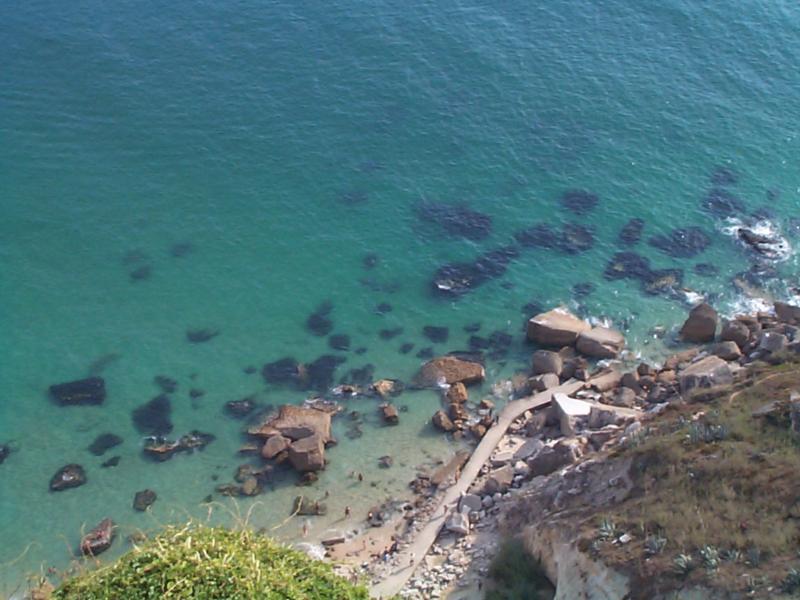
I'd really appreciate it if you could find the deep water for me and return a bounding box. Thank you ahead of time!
[2,0,800,593]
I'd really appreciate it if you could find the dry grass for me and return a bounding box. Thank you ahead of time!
[587,361,800,598]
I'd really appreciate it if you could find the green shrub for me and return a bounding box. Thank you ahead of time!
[53,524,368,600]
[486,538,554,600]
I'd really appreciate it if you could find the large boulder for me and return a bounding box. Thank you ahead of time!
[50,464,87,491]
[80,518,115,556]
[249,405,332,443]
[712,341,742,361]
[261,434,291,460]
[414,356,485,387]
[678,356,733,393]
[679,303,718,343]
[527,308,590,347]
[432,410,455,432]
[531,350,563,376]
[445,511,470,536]
[576,327,625,359]
[759,331,788,354]
[287,433,326,472]
[483,465,514,494]
[552,393,594,436]
[720,320,751,349]
[50,377,106,406]
[380,403,399,425]
[775,302,800,325]
[528,440,582,477]
[446,382,469,404]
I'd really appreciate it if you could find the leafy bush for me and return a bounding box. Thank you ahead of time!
[486,538,554,600]
[53,524,368,600]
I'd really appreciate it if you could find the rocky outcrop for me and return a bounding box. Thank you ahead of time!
[261,434,290,460]
[775,301,800,325]
[576,327,625,359]
[532,350,563,376]
[50,377,106,406]
[380,403,399,425]
[679,303,718,343]
[712,341,742,361]
[432,410,456,432]
[678,356,733,393]
[526,308,590,347]
[249,405,332,444]
[50,464,87,491]
[415,356,485,387]
[719,320,750,349]
[287,433,326,472]
[133,489,157,511]
[80,518,115,556]
[446,382,469,404]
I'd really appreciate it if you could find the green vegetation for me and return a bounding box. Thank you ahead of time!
[486,538,554,600]
[590,360,800,597]
[52,524,368,600]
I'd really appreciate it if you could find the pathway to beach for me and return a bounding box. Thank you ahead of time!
[370,379,584,599]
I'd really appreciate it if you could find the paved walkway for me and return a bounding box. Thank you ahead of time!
[370,380,583,599]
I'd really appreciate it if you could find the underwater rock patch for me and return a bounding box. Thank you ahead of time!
[143,430,215,462]
[50,377,106,406]
[648,226,711,258]
[169,242,194,258]
[702,188,744,217]
[560,189,599,215]
[129,265,152,281]
[710,165,738,186]
[379,327,403,340]
[362,253,379,269]
[572,282,595,299]
[414,201,492,241]
[306,355,347,392]
[225,397,256,418]
[603,251,652,281]
[186,328,219,343]
[431,245,519,296]
[132,394,173,436]
[262,357,301,385]
[154,375,177,394]
[88,433,123,456]
[328,334,350,351]
[694,263,719,277]
[640,268,684,296]
[423,325,449,343]
[375,302,392,314]
[50,464,87,491]
[618,218,644,245]
[399,342,414,354]
[133,489,157,511]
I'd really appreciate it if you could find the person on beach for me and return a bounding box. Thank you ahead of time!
[345,505,351,518]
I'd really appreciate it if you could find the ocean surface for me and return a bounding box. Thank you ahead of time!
[2,0,800,593]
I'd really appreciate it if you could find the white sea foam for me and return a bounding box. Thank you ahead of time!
[719,217,792,262]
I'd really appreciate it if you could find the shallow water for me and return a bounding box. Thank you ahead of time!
[2,0,800,593]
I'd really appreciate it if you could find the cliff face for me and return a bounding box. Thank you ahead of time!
[523,524,629,600]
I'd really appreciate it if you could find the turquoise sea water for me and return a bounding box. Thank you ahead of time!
[2,0,800,593]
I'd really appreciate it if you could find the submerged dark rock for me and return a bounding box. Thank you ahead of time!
[101,455,120,468]
[362,253,379,269]
[0,444,11,465]
[328,334,351,351]
[559,224,595,254]
[463,322,481,333]
[513,223,559,249]
[648,227,711,258]
[399,342,414,354]
[423,326,449,344]
[133,489,157,511]
[469,336,490,351]
[694,263,720,277]
[306,355,347,392]
[88,433,123,456]
[50,377,106,406]
[129,265,152,281]
[572,282,595,299]
[263,357,301,385]
[514,223,593,254]
[702,188,744,217]
[603,252,652,281]
[431,245,519,297]
[306,313,333,337]
[170,242,194,258]
[154,375,177,394]
[189,388,205,399]
[641,268,684,296]
[414,201,493,241]
[337,189,368,205]
[379,327,403,340]
[341,364,375,386]
[416,347,434,359]
[560,189,599,215]
[375,302,393,314]
[225,397,256,418]
[710,165,738,186]
[186,328,219,343]
[80,518,115,556]
[132,394,173,436]
[618,218,645,245]
[50,464,87,491]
